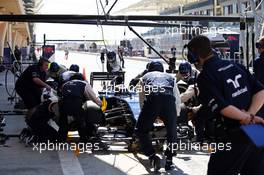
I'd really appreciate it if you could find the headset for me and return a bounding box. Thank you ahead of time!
[182,45,198,64]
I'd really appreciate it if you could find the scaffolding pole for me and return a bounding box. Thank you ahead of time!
[0,14,254,23]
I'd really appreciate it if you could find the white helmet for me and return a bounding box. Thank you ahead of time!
[100,47,107,54]
[41,88,58,103]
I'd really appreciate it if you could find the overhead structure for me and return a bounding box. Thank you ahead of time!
[0,13,255,67]
[0,14,254,23]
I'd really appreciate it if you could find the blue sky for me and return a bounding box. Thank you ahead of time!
[35,0,150,43]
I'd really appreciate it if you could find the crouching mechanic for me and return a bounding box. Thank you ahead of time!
[135,61,181,171]
[178,61,200,107]
[187,35,264,175]
[177,61,214,142]
[177,61,199,85]
[27,95,59,142]
[58,73,103,142]
[47,62,67,82]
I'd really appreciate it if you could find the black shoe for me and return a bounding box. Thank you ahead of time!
[26,135,39,147]
[165,157,173,171]
[19,128,32,142]
[97,141,109,151]
[149,154,161,172]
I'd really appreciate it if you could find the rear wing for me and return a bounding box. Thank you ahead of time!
[90,71,125,87]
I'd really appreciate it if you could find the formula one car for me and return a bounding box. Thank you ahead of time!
[86,72,194,151]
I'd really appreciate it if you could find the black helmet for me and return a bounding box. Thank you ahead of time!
[106,51,116,63]
[69,64,79,73]
[49,62,60,73]
[148,61,164,72]
[179,61,192,75]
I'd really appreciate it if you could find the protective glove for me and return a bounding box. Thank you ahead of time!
[101,97,107,112]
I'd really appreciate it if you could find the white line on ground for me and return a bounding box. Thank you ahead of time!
[58,150,84,175]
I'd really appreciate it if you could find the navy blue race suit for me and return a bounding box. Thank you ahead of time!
[197,56,264,175]
[136,71,180,158]
[15,65,47,109]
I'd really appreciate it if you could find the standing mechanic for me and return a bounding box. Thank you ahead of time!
[187,35,264,175]
[58,73,103,142]
[136,61,181,171]
[253,37,264,85]
[15,58,51,118]
[118,46,125,68]
[14,45,21,62]
[106,51,122,73]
